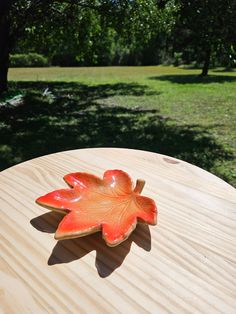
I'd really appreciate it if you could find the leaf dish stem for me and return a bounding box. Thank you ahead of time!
[134,179,145,194]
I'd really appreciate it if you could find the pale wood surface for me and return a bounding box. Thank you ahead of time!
[1,148,236,314]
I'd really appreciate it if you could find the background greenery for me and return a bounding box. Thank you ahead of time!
[6,1,236,70]
[1,66,235,186]
[0,1,235,187]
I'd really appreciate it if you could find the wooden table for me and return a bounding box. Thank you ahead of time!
[1,148,236,314]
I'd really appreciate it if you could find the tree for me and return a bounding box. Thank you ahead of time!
[175,0,236,76]
[0,0,112,95]
[0,0,178,94]
[0,1,12,93]
[0,0,51,93]
[17,4,118,66]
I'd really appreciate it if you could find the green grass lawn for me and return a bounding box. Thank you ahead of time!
[1,65,236,186]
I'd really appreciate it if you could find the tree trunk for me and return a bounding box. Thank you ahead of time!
[0,5,11,95]
[200,48,211,77]
[0,51,9,95]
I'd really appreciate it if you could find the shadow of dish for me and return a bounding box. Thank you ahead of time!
[30,212,151,278]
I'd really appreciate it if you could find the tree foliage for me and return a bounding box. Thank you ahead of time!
[11,0,178,66]
[0,0,235,94]
[174,0,236,74]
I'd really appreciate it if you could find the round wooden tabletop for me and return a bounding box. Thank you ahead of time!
[0,148,236,314]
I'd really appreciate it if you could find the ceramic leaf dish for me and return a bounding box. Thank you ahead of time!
[36,169,157,246]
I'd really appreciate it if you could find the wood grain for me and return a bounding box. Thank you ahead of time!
[0,148,236,314]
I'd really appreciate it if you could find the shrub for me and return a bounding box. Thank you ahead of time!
[51,53,79,66]
[173,52,183,66]
[10,53,49,67]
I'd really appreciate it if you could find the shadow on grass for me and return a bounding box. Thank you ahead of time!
[0,81,233,181]
[10,81,158,100]
[149,74,236,84]
[212,68,236,73]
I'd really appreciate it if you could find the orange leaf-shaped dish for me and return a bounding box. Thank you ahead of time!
[36,170,157,246]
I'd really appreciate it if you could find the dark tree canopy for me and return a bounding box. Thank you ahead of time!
[0,0,166,93]
[0,0,235,94]
[174,0,236,75]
